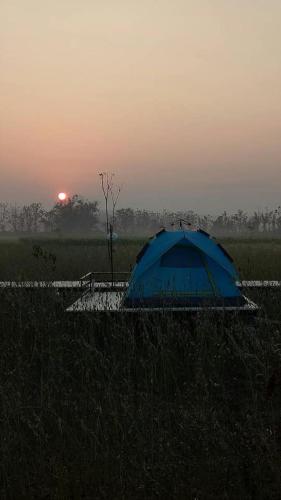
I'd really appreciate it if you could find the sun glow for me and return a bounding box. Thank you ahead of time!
[58,192,67,201]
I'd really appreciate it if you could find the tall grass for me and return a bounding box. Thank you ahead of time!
[0,237,281,280]
[1,287,281,498]
[1,238,281,498]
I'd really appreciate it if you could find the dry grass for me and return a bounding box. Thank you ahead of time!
[0,236,281,280]
[0,237,281,498]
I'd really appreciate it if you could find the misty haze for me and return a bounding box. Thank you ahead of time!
[1,1,281,499]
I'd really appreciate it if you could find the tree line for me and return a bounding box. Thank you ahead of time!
[0,196,281,236]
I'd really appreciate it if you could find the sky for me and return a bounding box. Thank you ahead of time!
[0,0,281,213]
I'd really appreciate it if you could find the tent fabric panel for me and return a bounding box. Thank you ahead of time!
[184,232,237,278]
[160,245,204,268]
[205,256,241,297]
[131,232,182,281]
[127,260,215,300]
[126,230,241,307]
[132,231,237,281]
[216,242,234,262]
[124,295,246,308]
[136,242,150,263]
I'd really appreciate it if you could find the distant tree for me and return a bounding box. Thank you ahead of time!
[2,196,281,236]
[9,205,22,232]
[99,172,121,282]
[248,212,261,232]
[99,172,121,233]
[20,203,45,232]
[198,214,213,231]
[134,209,156,232]
[275,207,281,233]
[116,208,135,233]
[50,195,99,233]
[0,202,9,231]
[231,210,248,233]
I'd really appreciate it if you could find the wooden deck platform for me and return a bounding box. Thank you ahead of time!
[0,278,272,314]
[66,291,259,313]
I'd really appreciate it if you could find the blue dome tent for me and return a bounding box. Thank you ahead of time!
[124,229,245,308]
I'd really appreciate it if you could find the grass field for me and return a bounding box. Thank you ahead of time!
[0,235,281,280]
[1,236,281,499]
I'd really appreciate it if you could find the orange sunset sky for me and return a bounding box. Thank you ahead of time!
[0,0,281,212]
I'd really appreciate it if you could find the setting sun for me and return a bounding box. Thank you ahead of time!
[58,192,67,201]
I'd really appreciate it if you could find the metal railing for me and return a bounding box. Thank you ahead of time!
[79,271,130,293]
